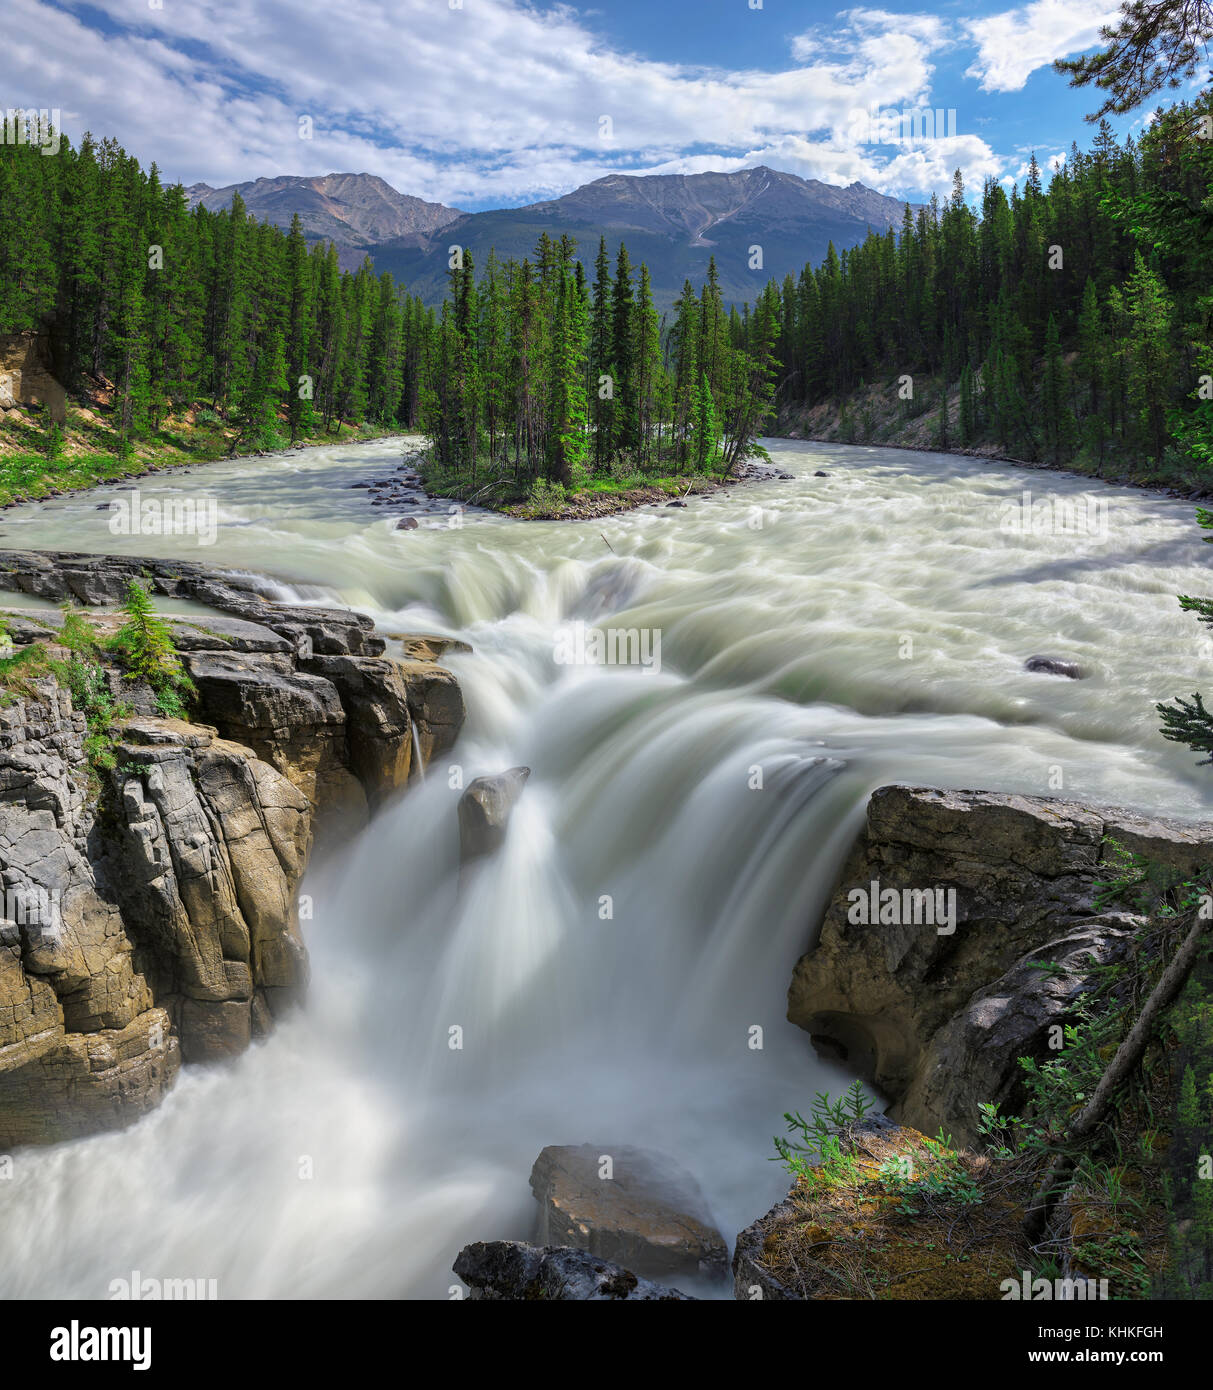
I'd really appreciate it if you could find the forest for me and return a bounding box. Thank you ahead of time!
[0,131,435,453]
[771,95,1213,483]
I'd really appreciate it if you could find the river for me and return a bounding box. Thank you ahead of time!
[0,436,1209,1299]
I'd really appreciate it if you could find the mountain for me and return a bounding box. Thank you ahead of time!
[186,166,915,311]
[373,167,915,312]
[183,173,462,262]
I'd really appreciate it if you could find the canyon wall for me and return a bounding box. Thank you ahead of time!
[0,549,465,1146]
[788,784,1213,1146]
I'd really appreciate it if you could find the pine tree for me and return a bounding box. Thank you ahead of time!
[1041,315,1077,463]
[109,579,196,718]
[610,242,635,458]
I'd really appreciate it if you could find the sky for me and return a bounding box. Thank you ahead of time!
[0,0,1163,211]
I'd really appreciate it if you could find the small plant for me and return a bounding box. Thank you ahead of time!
[107,579,196,719]
[521,478,567,518]
[771,1080,875,1181]
[876,1132,984,1215]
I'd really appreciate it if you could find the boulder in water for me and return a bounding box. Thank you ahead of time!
[395,517,419,531]
[390,633,472,663]
[1024,655,1084,679]
[458,766,531,862]
[453,1241,693,1300]
[529,1143,728,1282]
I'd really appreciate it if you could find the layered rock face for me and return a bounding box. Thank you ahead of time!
[0,549,466,1146]
[0,685,180,1145]
[788,785,1213,1146]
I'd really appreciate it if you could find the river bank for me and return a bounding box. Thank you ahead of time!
[775,382,1213,504]
[0,401,412,509]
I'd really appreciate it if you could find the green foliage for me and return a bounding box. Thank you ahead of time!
[519,478,568,519]
[43,418,65,461]
[0,612,128,769]
[876,1132,984,1216]
[107,580,195,718]
[421,233,778,494]
[1159,508,1213,765]
[766,97,1213,484]
[0,132,432,453]
[1054,0,1213,119]
[771,1081,875,1181]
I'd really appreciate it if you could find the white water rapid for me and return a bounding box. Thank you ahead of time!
[0,437,1210,1299]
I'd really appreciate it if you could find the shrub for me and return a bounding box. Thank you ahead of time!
[107,580,196,718]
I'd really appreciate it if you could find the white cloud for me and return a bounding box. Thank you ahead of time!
[0,0,1014,207]
[964,0,1121,93]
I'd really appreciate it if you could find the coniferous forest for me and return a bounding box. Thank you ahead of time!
[3,94,1212,504]
[769,94,1213,482]
[0,133,435,453]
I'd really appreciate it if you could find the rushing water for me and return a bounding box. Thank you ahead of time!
[1,437,1211,1300]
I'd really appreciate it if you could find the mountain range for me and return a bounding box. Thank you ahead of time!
[185,166,915,313]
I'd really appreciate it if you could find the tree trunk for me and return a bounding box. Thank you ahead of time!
[1023,910,1210,1245]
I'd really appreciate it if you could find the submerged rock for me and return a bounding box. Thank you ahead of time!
[1024,655,1085,679]
[458,766,531,863]
[453,1241,694,1300]
[529,1143,728,1282]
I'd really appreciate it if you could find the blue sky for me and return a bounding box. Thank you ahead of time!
[1,0,1163,210]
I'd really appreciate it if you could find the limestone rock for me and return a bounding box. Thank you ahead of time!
[395,659,466,765]
[458,767,530,863]
[182,649,361,818]
[168,615,293,654]
[529,1143,728,1282]
[389,633,472,664]
[0,550,468,1144]
[453,1241,694,1301]
[0,332,67,423]
[788,785,1213,1145]
[302,655,414,808]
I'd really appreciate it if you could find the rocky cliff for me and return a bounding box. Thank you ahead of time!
[0,548,465,1146]
[788,785,1213,1146]
[0,332,68,424]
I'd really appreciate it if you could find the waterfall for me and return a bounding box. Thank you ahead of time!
[1,435,1210,1300]
[411,722,426,784]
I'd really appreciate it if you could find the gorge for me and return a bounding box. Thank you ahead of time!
[0,434,1210,1299]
